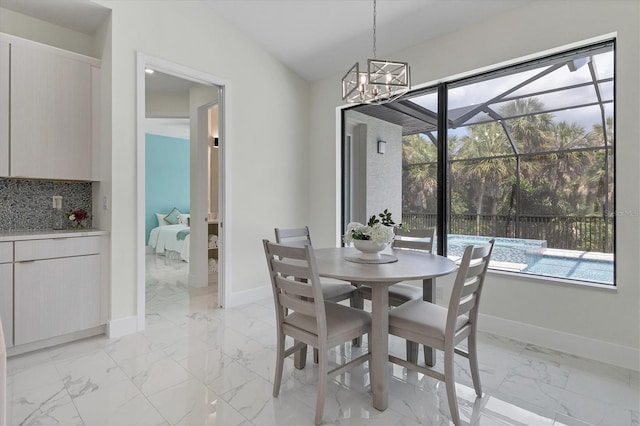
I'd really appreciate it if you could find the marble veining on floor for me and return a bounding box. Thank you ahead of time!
[5,254,639,425]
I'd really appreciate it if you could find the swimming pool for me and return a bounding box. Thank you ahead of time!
[522,254,613,284]
[445,235,614,285]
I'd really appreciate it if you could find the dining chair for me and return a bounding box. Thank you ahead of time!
[353,227,435,358]
[387,239,495,425]
[275,227,360,305]
[276,226,368,355]
[263,239,372,426]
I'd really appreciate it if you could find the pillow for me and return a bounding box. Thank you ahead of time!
[155,213,170,227]
[165,207,182,225]
[178,213,190,225]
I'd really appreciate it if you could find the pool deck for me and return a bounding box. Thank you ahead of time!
[536,248,613,262]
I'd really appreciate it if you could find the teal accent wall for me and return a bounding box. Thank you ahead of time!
[145,133,190,244]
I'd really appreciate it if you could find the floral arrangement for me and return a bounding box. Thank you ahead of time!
[344,209,400,245]
[68,208,89,228]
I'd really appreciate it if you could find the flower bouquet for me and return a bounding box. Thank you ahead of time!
[68,208,89,229]
[344,209,400,260]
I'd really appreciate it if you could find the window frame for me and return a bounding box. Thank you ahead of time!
[341,38,616,287]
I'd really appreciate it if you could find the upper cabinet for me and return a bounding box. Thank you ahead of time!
[0,40,9,177]
[0,35,100,181]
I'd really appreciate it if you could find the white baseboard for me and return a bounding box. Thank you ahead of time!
[480,314,640,371]
[108,315,139,338]
[7,326,106,357]
[225,284,272,308]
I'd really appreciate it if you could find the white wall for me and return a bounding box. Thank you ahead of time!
[145,92,190,118]
[91,1,309,319]
[0,8,96,57]
[346,111,402,225]
[309,0,640,369]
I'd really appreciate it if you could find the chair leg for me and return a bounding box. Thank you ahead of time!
[294,340,307,369]
[273,332,286,397]
[406,340,419,363]
[468,331,482,397]
[444,342,460,425]
[351,289,364,347]
[315,345,328,425]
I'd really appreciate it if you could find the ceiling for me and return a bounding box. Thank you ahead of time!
[0,0,533,82]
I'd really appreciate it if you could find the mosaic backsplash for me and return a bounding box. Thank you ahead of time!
[0,178,93,231]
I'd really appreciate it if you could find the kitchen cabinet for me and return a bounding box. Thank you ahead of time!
[0,242,13,347]
[0,40,8,177]
[13,236,101,346]
[6,37,99,180]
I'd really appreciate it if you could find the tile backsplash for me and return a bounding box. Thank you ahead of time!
[0,178,92,231]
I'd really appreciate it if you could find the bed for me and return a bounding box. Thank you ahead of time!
[148,211,191,262]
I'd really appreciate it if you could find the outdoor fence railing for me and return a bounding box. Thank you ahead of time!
[402,213,613,252]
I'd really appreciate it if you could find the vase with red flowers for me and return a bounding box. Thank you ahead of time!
[68,208,89,229]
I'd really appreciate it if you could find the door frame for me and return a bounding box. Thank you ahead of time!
[136,53,232,331]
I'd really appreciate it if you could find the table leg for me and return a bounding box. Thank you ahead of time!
[423,278,436,367]
[370,284,389,411]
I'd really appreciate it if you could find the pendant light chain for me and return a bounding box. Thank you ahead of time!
[372,0,377,59]
[341,0,411,104]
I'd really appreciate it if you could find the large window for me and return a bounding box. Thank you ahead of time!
[343,40,615,286]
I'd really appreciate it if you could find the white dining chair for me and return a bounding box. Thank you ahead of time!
[263,239,371,425]
[387,239,495,425]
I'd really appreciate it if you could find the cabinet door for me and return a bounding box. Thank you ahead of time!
[14,254,100,345]
[0,40,8,177]
[10,43,92,180]
[0,263,13,348]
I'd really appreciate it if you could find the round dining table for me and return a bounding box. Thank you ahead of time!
[311,246,458,411]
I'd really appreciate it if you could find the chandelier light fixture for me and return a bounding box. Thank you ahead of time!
[341,0,411,104]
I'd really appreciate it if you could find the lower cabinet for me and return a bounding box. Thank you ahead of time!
[14,254,101,346]
[12,235,102,347]
[0,263,13,347]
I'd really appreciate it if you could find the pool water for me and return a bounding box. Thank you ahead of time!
[445,235,614,285]
[523,255,614,285]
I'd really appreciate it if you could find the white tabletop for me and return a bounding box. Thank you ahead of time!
[314,247,457,283]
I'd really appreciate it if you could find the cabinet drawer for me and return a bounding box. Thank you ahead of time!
[0,241,12,263]
[15,236,100,261]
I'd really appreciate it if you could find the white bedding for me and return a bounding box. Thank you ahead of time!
[148,224,190,262]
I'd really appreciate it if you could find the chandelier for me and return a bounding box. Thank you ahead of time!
[341,0,411,104]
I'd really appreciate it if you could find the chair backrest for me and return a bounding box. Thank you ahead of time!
[263,239,327,341]
[392,227,435,253]
[446,239,495,339]
[274,226,312,247]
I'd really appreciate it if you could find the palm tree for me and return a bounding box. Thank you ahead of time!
[402,134,438,213]
[454,122,512,234]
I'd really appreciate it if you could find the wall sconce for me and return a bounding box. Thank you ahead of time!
[377,140,386,154]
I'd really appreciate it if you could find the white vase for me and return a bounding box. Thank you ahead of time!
[353,240,387,260]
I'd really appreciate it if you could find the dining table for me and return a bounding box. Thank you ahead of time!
[302,246,458,411]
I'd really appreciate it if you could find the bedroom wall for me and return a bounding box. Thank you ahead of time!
[309,0,640,369]
[144,133,190,244]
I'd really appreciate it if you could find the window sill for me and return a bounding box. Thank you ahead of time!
[487,268,617,291]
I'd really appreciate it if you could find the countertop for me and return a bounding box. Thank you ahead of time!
[0,229,108,242]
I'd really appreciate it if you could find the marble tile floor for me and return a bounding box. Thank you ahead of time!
[5,254,639,425]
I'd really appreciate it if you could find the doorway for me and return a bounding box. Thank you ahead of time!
[136,53,229,331]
